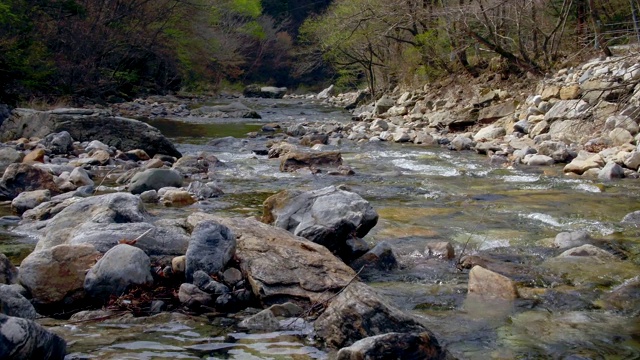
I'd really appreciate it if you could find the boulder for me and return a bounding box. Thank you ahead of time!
[69,167,94,187]
[0,163,60,200]
[557,244,616,261]
[375,95,395,115]
[598,161,625,180]
[336,332,447,360]
[191,101,262,119]
[171,155,210,175]
[317,85,336,99]
[0,285,37,319]
[262,186,378,261]
[544,100,591,122]
[0,254,17,285]
[10,190,51,215]
[621,210,640,224]
[161,189,196,206]
[477,100,516,123]
[0,147,24,175]
[449,135,474,151]
[0,314,67,360]
[186,213,356,305]
[185,220,236,282]
[468,265,518,300]
[18,244,99,308]
[40,131,73,154]
[27,193,148,251]
[563,157,603,175]
[0,108,181,158]
[128,168,183,194]
[84,244,154,302]
[525,154,555,166]
[314,282,431,349]
[186,181,223,200]
[425,242,455,259]
[473,124,506,141]
[243,85,286,99]
[279,150,343,172]
[192,270,229,295]
[609,128,634,146]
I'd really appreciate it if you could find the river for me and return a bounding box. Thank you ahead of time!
[6,97,640,359]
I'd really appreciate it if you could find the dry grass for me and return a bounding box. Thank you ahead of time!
[18,96,73,110]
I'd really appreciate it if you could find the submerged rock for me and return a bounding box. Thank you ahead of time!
[314,282,433,349]
[467,265,519,300]
[336,332,447,360]
[0,314,67,360]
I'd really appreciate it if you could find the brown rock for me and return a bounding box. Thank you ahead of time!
[468,265,518,300]
[186,213,356,305]
[426,242,455,259]
[22,148,46,163]
[560,85,581,100]
[161,189,196,206]
[18,244,100,307]
[541,85,561,101]
[0,163,60,200]
[280,150,342,172]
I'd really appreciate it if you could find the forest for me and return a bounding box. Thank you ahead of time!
[0,0,639,105]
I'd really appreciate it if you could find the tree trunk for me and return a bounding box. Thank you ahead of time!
[588,0,613,57]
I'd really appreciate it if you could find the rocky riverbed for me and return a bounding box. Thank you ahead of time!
[1,52,640,359]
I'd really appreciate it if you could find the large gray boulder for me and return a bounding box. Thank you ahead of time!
[28,193,147,251]
[190,102,261,118]
[185,220,236,283]
[243,85,287,99]
[0,314,67,360]
[0,285,38,319]
[128,168,183,195]
[0,108,181,158]
[84,244,154,302]
[0,163,60,200]
[10,189,51,215]
[314,282,433,349]
[186,213,356,306]
[262,186,378,261]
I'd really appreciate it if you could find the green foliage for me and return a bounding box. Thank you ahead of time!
[229,0,262,18]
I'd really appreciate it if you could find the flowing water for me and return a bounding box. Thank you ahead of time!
[5,98,640,359]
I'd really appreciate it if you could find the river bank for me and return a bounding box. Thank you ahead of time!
[1,52,640,359]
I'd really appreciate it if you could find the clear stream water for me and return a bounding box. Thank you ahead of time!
[3,98,640,359]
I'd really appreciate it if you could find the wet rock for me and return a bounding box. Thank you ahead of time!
[192,270,229,295]
[238,309,279,331]
[40,131,73,154]
[336,332,447,360]
[172,155,210,175]
[0,147,23,174]
[0,254,17,285]
[597,277,640,315]
[425,242,455,259]
[468,265,519,300]
[0,314,67,360]
[187,213,356,305]
[350,241,398,272]
[178,283,214,307]
[262,186,378,261]
[185,220,236,283]
[554,231,591,249]
[279,150,343,172]
[10,189,51,215]
[84,244,154,302]
[314,282,431,349]
[0,163,60,200]
[0,108,181,158]
[621,210,640,224]
[19,244,99,308]
[301,133,329,146]
[0,284,37,319]
[186,181,222,200]
[557,244,616,260]
[128,168,183,194]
